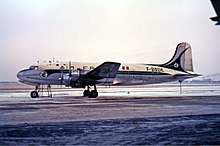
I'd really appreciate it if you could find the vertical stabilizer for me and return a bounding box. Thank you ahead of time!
[181,43,193,72]
[162,42,194,72]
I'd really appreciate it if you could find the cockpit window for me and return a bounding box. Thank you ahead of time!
[29,66,39,70]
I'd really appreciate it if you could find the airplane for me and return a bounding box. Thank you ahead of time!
[210,0,220,25]
[17,42,199,98]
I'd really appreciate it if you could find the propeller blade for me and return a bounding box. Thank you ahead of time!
[69,61,71,76]
[69,61,72,84]
[60,66,64,88]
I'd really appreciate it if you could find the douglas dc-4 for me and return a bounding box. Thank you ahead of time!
[17,42,198,98]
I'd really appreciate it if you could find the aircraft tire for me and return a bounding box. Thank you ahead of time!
[89,90,98,98]
[83,90,90,96]
[30,91,39,98]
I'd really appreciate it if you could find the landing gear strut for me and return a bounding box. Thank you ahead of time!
[83,85,98,98]
[179,80,182,95]
[30,85,52,98]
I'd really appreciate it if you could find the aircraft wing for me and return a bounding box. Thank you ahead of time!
[83,61,121,85]
[210,0,220,25]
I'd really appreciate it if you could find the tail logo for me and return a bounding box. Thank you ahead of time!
[174,63,179,68]
[159,42,194,73]
[40,71,48,78]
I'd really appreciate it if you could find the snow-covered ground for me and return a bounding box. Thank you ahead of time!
[0,84,219,99]
[1,73,220,98]
[1,83,220,145]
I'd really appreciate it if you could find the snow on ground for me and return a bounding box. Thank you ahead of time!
[0,83,220,145]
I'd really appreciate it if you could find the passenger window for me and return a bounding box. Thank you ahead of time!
[83,66,88,70]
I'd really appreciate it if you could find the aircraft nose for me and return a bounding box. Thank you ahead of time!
[17,70,24,80]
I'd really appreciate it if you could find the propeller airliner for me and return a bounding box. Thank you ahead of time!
[17,42,198,98]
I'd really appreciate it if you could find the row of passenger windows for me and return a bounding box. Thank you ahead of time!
[121,66,130,70]
[45,64,95,70]
[56,63,130,71]
[32,64,131,71]
[60,65,95,70]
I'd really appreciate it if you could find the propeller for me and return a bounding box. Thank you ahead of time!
[60,66,64,88]
[68,61,72,85]
[59,61,72,88]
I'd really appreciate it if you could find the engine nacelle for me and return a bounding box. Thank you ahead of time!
[62,70,85,88]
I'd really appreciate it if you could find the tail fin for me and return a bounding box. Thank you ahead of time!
[162,42,194,72]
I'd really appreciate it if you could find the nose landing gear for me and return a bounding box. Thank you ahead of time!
[30,91,39,98]
[30,85,52,98]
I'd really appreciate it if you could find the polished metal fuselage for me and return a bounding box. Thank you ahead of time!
[17,62,194,87]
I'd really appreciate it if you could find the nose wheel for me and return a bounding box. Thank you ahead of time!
[30,85,52,98]
[83,85,98,98]
[30,91,39,98]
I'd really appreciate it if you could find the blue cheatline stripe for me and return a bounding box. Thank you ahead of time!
[43,69,170,76]
[117,71,170,75]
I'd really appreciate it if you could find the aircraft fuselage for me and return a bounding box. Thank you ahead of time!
[17,62,194,87]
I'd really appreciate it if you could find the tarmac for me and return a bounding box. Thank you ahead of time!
[0,84,220,145]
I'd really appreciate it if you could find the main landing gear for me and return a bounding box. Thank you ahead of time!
[83,85,98,98]
[30,85,52,98]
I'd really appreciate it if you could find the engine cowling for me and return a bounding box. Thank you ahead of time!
[62,70,85,88]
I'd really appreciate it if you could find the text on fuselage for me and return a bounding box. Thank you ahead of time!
[146,67,164,73]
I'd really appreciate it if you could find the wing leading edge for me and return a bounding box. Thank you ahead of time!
[83,61,121,85]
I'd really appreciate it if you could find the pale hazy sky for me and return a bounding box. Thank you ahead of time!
[0,0,220,81]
